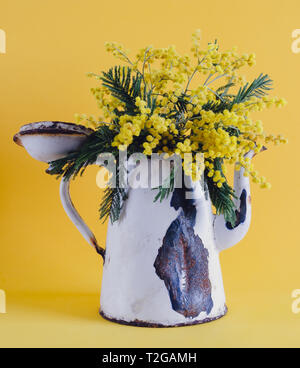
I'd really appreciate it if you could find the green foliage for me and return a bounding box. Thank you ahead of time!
[153,160,237,227]
[47,69,272,225]
[47,125,127,223]
[153,167,175,203]
[99,166,129,223]
[100,186,128,223]
[201,74,273,114]
[205,158,237,227]
[216,82,235,96]
[232,73,272,104]
[101,66,143,115]
[47,125,117,180]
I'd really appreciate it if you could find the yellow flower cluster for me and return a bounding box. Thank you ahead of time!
[104,42,131,64]
[74,113,100,129]
[78,31,287,188]
[111,114,146,150]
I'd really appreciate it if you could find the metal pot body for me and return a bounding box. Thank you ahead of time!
[100,182,227,327]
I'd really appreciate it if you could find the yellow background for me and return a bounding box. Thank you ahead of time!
[0,0,299,348]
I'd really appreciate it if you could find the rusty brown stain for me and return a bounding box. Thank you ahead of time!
[100,307,227,328]
[21,121,93,134]
[154,188,213,319]
[18,130,90,136]
[13,121,94,147]
[90,236,106,261]
[13,134,23,147]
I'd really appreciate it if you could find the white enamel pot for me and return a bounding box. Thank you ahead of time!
[14,122,253,328]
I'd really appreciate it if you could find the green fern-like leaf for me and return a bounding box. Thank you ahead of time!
[47,125,117,180]
[216,82,235,95]
[205,158,237,227]
[202,99,232,114]
[145,89,157,114]
[101,66,143,115]
[47,124,128,224]
[99,186,128,223]
[232,73,273,105]
[153,167,175,203]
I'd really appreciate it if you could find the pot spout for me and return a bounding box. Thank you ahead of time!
[13,121,94,163]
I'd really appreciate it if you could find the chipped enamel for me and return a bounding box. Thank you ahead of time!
[14,121,93,163]
[100,179,227,326]
[18,121,93,136]
[58,156,252,326]
[213,150,254,252]
[14,123,253,326]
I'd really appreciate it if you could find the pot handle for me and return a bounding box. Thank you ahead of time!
[59,177,105,261]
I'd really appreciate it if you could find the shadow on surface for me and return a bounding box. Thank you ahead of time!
[8,293,108,323]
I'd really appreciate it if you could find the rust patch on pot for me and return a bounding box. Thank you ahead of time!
[154,188,213,319]
[13,134,22,146]
[100,306,227,328]
[90,235,106,261]
[13,121,94,147]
